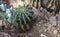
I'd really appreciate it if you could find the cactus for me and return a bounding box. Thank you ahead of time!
[13,5,34,31]
[30,0,41,8]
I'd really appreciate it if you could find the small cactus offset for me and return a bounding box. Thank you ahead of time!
[13,5,34,31]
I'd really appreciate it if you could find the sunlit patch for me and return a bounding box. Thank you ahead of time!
[10,0,30,8]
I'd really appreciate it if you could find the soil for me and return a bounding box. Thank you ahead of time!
[0,7,60,37]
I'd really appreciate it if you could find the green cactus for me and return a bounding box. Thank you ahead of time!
[30,0,41,8]
[13,5,34,31]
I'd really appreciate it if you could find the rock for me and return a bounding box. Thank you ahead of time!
[53,30,57,35]
[40,34,47,37]
[49,16,57,26]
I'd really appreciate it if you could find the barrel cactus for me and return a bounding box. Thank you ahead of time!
[30,0,41,8]
[13,5,34,31]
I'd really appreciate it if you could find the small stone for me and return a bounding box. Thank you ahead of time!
[40,34,47,37]
[49,16,56,26]
[53,30,57,35]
